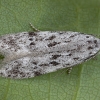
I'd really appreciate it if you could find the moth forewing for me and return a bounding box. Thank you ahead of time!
[0,31,100,79]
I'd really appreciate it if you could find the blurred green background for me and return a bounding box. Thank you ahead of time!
[0,0,100,100]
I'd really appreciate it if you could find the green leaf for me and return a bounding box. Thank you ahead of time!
[0,54,4,61]
[0,0,100,100]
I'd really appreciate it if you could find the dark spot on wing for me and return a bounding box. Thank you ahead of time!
[5,67,9,70]
[29,38,33,41]
[50,61,59,66]
[46,35,56,40]
[0,72,3,75]
[70,49,76,52]
[59,32,63,34]
[64,40,71,43]
[89,52,92,54]
[33,66,38,69]
[86,36,89,38]
[20,72,26,77]
[5,67,24,78]
[34,71,41,76]
[88,46,93,50]
[67,50,70,52]
[8,74,11,77]
[14,61,18,63]
[1,45,4,48]
[93,40,98,47]
[32,62,37,65]
[28,32,37,36]
[55,51,61,53]
[73,57,79,60]
[48,42,60,47]
[39,64,49,66]
[8,39,15,45]
[66,63,70,65]
[67,53,72,56]
[13,61,22,66]
[87,40,92,43]
[9,66,20,75]
[30,42,35,45]
[95,44,98,47]
[94,40,97,44]
[69,34,77,38]
[51,55,61,59]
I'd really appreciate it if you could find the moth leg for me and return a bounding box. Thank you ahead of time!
[66,67,72,74]
[29,23,40,32]
[92,56,98,60]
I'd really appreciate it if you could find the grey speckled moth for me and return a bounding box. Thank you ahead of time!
[0,25,100,79]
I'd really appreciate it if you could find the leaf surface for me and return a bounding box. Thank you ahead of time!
[0,0,100,100]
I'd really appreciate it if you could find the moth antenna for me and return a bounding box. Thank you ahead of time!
[53,67,72,79]
[29,23,40,32]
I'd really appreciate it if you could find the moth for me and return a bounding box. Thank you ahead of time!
[0,24,100,79]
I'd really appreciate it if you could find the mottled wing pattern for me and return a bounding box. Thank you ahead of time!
[0,31,100,79]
